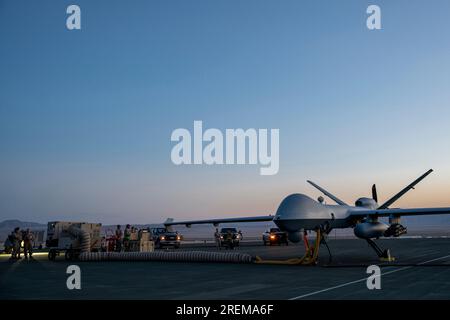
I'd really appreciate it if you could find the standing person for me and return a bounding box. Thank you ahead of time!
[238,230,243,240]
[115,225,123,252]
[214,228,221,249]
[5,232,14,255]
[100,236,107,252]
[123,224,131,252]
[12,227,22,259]
[7,231,15,258]
[23,229,34,259]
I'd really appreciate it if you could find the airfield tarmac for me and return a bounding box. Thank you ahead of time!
[0,238,449,300]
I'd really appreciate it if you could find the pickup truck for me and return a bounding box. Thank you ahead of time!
[149,227,182,249]
[219,227,241,249]
[262,228,289,246]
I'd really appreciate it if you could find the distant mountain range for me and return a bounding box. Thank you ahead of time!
[0,219,46,230]
[0,220,165,231]
[1,215,450,231]
[0,220,46,242]
[1,216,449,242]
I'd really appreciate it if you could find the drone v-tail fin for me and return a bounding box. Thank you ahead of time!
[307,180,348,206]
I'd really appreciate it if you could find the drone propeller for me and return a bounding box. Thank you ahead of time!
[372,184,378,203]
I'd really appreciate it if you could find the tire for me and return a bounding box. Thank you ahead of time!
[48,249,57,261]
[65,250,73,261]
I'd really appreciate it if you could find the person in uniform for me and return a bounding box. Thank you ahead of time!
[23,229,34,259]
[123,224,131,251]
[12,227,22,259]
[214,228,221,249]
[115,225,123,252]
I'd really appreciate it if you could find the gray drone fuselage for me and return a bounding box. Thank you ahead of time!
[273,193,371,232]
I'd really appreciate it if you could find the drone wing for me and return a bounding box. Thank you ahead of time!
[164,215,274,227]
[350,207,450,219]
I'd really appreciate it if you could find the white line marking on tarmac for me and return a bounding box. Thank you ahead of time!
[407,251,439,259]
[289,254,450,300]
[415,254,450,265]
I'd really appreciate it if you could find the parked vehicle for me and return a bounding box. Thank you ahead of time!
[149,227,182,249]
[262,228,289,246]
[219,227,241,249]
[45,221,102,260]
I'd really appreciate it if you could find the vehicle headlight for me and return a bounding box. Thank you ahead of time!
[220,236,223,239]
[160,236,165,240]
[270,235,276,239]
[176,236,181,240]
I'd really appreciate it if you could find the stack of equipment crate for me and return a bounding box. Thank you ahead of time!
[139,229,154,252]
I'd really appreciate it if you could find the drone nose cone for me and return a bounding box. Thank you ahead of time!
[275,194,320,217]
[274,193,328,232]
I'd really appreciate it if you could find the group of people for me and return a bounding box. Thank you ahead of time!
[113,224,138,252]
[8,227,34,259]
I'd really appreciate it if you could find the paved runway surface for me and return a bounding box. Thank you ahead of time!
[1,238,449,299]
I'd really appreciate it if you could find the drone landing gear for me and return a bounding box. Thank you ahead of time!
[300,229,322,265]
[366,238,395,262]
[320,234,332,264]
[255,229,322,266]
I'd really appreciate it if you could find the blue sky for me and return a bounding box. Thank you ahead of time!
[1,0,450,224]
